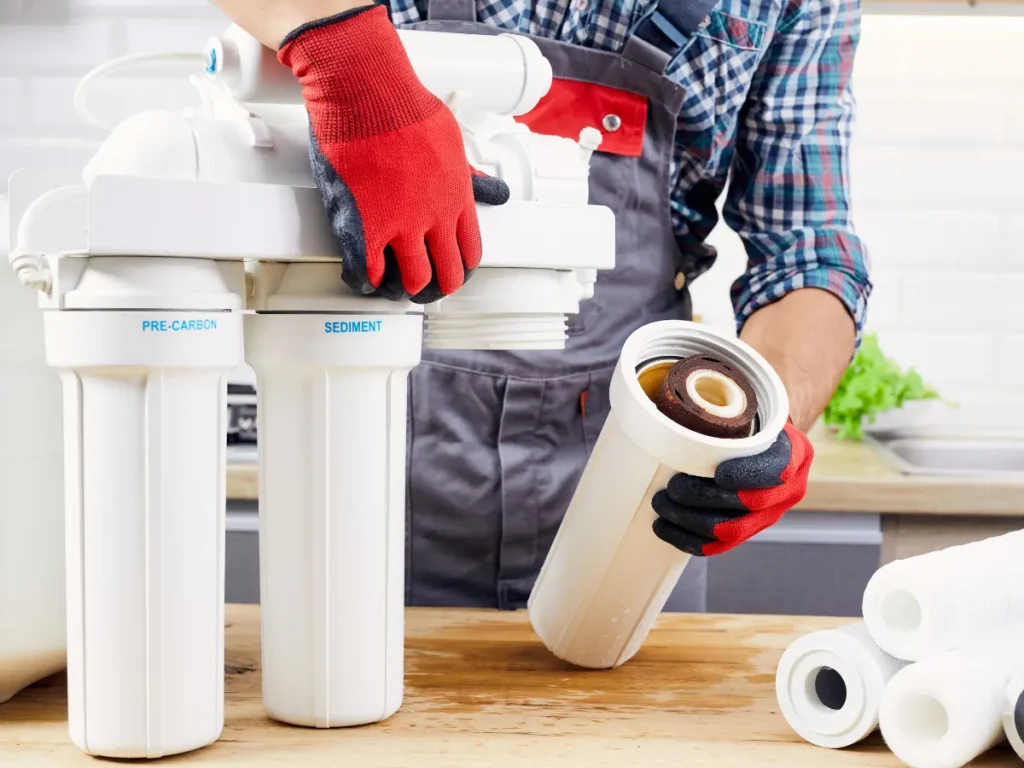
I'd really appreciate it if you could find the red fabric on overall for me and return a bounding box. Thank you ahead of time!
[278,6,499,299]
[651,420,814,556]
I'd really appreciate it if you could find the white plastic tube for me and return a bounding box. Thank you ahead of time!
[776,621,908,749]
[244,302,422,728]
[207,24,552,117]
[527,320,789,669]
[862,529,1024,661]
[878,624,1024,768]
[42,258,242,758]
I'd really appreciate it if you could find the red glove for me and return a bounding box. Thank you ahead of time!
[651,420,814,556]
[278,5,509,303]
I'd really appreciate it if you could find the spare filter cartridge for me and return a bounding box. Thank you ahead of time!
[878,624,1024,768]
[775,621,908,749]
[527,320,789,669]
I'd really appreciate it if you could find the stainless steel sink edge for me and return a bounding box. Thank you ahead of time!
[864,433,1024,480]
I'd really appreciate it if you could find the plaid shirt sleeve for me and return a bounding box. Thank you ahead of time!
[722,0,872,344]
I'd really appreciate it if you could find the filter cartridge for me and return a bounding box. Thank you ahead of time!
[862,529,1024,662]
[527,320,789,669]
[776,621,908,749]
[878,624,1024,768]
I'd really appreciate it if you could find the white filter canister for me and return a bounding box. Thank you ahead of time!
[40,256,242,759]
[244,309,422,728]
[527,320,789,669]
[44,310,240,757]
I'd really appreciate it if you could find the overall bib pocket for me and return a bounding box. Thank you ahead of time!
[668,9,769,160]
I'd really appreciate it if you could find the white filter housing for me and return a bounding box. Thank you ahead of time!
[528,321,789,669]
[245,263,421,726]
[44,256,243,757]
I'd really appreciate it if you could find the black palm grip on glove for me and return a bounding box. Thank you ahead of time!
[309,134,510,303]
[651,424,812,557]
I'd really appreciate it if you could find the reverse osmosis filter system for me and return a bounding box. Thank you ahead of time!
[6,27,613,757]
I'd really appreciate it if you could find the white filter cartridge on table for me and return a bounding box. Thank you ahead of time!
[527,320,789,669]
[776,621,908,749]
[41,257,243,758]
[862,529,1024,662]
[245,263,423,728]
[1002,668,1024,761]
[878,624,1024,768]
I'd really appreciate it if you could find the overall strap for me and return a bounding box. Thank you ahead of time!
[622,0,718,71]
[426,0,477,21]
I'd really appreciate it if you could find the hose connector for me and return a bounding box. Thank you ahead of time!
[10,253,52,293]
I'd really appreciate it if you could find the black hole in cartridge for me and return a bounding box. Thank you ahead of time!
[1014,688,1024,741]
[814,667,847,711]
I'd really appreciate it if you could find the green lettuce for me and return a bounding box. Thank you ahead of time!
[823,333,940,441]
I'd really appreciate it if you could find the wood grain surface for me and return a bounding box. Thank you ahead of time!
[2,605,1020,766]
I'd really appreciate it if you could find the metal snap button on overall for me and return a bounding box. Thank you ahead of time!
[602,114,621,132]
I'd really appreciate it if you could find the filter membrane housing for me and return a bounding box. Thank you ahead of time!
[527,321,789,669]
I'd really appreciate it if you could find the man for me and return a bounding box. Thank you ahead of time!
[213,0,870,612]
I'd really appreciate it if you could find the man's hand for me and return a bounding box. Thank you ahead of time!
[651,420,813,556]
[278,5,509,303]
[648,287,854,556]
[740,288,857,432]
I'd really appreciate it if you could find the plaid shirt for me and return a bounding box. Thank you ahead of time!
[391,0,872,338]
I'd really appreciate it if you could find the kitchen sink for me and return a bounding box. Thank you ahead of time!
[866,434,1024,479]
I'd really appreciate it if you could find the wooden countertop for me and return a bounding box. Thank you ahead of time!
[226,424,1024,516]
[5,605,1019,766]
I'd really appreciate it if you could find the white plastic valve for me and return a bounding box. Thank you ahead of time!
[205,24,553,117]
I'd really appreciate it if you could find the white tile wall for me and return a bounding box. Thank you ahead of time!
[1,2,1023,425]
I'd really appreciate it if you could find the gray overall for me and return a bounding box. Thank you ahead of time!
[404,0,711,611]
